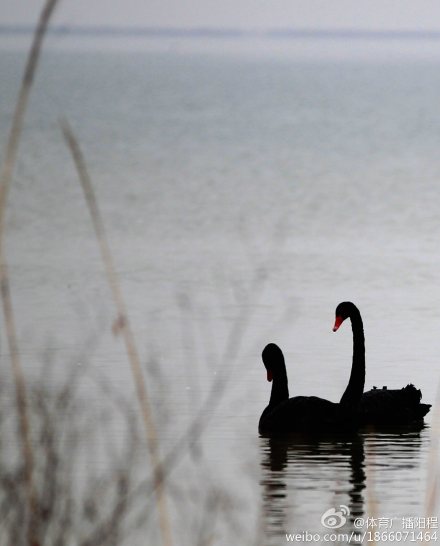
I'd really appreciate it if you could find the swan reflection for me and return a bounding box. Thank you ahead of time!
[259,426,428,545]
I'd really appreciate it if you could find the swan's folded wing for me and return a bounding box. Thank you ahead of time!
[360,385,430,424]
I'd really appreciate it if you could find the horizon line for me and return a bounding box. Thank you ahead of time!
[2,25,440,40]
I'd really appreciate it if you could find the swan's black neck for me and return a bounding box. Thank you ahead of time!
[340,307,365,411]
[269,366,289,408]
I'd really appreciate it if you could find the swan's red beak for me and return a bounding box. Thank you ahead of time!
[267,370,273,382]
[333,315,344,332]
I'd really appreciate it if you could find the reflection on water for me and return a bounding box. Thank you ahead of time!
[259,426,429,545]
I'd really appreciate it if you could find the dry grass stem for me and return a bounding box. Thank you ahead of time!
[0,1,60,544]
[424,383,440,520]
[60,119,172,546]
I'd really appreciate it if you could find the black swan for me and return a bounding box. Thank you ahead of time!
[332,303,431,425]
[259,302,365,434]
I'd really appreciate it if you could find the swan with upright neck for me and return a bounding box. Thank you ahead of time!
[335,302,430,424]
[259,302,364,434]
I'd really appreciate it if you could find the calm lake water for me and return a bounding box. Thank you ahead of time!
[0,37,440,544]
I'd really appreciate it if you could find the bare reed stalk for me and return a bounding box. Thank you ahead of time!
[365,434,377,546]
[0,0,60,543]
[125,269,269,513]
[60,119,173,546]
[424,384,440,520]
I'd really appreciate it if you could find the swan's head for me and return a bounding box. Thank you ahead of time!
[333,301,357,331]
[262,343,284,382]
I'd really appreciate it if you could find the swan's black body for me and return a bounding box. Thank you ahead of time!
[259,394,348,434]
[360,384,430,425]
[259,302,365,434]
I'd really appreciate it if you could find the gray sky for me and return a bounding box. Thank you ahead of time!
[2,0,440,30]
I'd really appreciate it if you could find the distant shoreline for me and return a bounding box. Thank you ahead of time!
[2,25,440,41]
